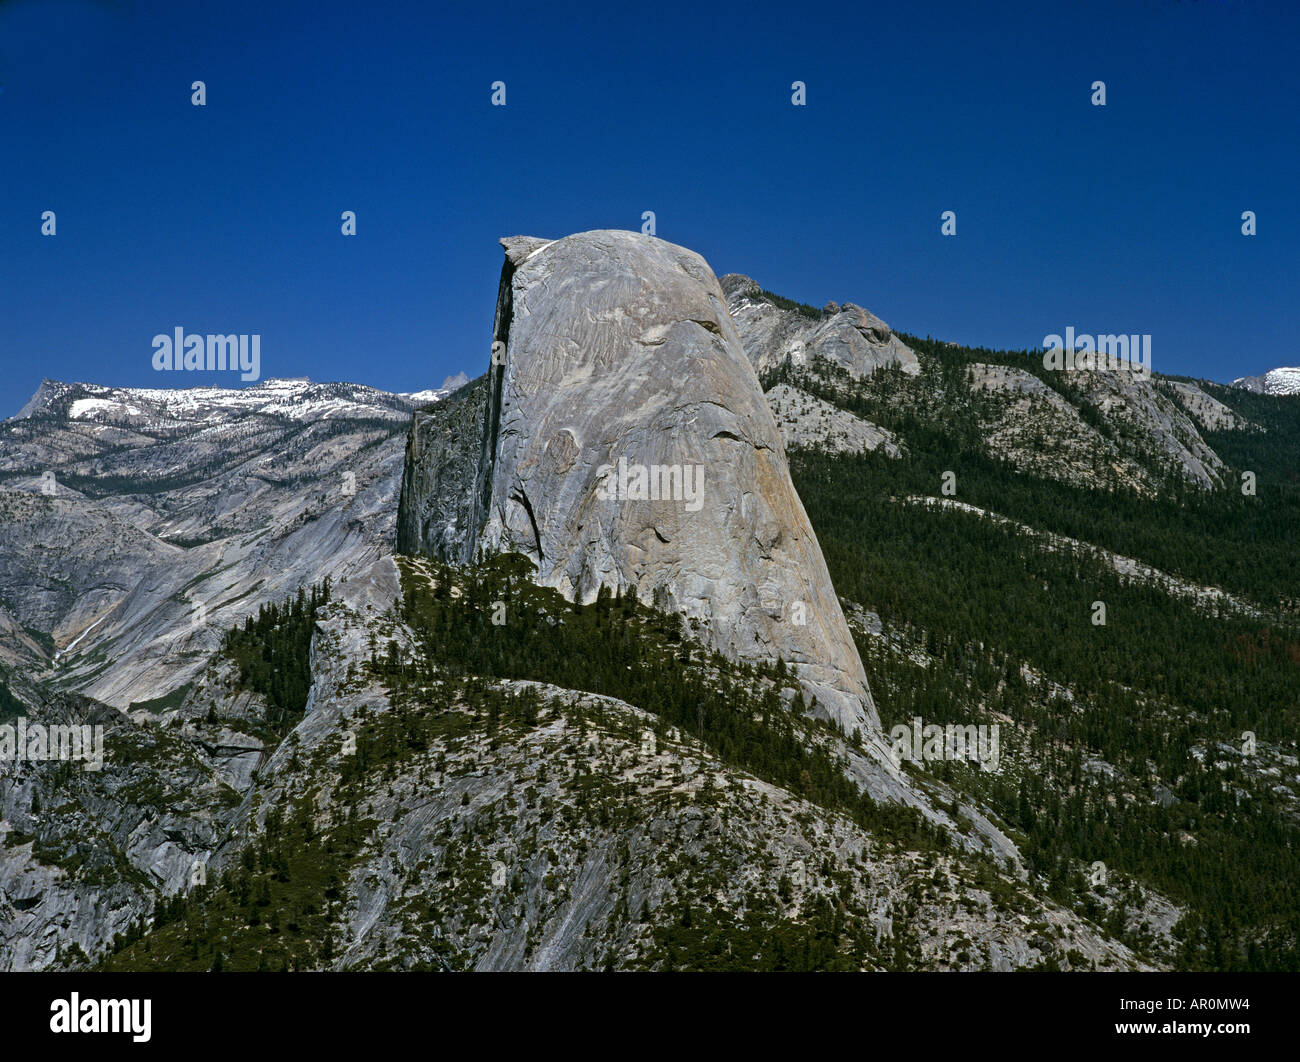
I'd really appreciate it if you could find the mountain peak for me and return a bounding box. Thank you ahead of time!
[719,273,760,298]
[401,229,881,742]
[1231,366,1300,396]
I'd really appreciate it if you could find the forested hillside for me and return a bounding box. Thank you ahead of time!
[768,339,1300,970]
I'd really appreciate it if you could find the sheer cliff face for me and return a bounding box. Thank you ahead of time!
[467,230,877,736]
[396,376,490,564]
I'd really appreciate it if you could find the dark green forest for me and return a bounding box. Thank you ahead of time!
[766,342,1300,609]
[222,579,331,732]
[382,554,941,852]
[770,340,1300,970]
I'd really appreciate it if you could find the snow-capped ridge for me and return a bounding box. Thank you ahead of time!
[11,376,455,425]
[1231,366,1300,396]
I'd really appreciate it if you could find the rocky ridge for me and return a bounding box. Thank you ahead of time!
[720,273,920,380]
[764,383,901,456]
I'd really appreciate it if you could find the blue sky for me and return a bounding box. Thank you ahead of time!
[1,0,1296,415]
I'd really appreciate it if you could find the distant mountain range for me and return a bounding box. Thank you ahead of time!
[11,376,464,424]
[1231,366,1300,396]
[2,233,1298,973]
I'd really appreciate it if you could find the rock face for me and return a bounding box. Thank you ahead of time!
[720,273,920,380]
[964,363,1229,492]
[0,378,425,709]
[1066,369,1226,489]
[1164,381,1247,432]
[403,231,878,737]
[764,383,900,456]
[396,376,490,564]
